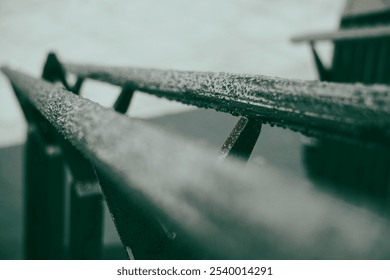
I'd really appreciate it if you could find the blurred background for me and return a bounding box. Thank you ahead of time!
[0,0,345,259]
[0,0,343,147]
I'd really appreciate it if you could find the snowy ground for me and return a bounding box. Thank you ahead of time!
[0,0,344,147]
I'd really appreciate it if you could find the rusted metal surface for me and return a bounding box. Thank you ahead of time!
[3,67,390,259]
[291,26,390,43]
[63,62,390,146]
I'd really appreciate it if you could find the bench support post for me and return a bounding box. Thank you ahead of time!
[310,43,331,81]
[220,117,262,161]
[24,122,65,259]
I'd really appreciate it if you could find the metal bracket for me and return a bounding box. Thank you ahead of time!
[71,76,85,95]
[42,52,70,89]
[310,42,331,81]
[113,85,135,114]
[220,117,262,162]
[42,52,86,94]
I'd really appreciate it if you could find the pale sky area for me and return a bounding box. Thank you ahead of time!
[0,0,344,147]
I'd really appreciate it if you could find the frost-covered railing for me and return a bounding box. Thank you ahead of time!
[2,52,390,259]
[62,60,390,147]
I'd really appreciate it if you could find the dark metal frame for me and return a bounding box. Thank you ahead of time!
[2,52,390,259]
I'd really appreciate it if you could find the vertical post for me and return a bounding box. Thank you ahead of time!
[12,78,66,259]
[62,143,104,260]
[69,180,103,259]
[23,116,65,259]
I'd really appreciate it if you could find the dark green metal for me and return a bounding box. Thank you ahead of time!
[41,54,104,259]
[23,123,65,259]
[4,67,390,259]
[62,62,390,147]
[220,117,262,161]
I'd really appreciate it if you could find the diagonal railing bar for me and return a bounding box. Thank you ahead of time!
[71,77,85,95]
[309,43,331,82]
[63,62,390,146]
[13,61,67,259]
[3,66,390,259]
[113,86,135,114]
[220,117,262,161]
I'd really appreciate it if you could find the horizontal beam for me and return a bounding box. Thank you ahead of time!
[3,66,390,259]
[63,62,390,146]
[291,26,390,43]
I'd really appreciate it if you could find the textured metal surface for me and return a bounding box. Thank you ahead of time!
[291,26,390,43]
[3,67,390,259]
[63,63,390,146]
[220,117,262,161]
[13,78,66,259]
[41,55,104,260]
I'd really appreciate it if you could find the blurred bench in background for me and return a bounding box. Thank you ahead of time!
[292,0,390,213]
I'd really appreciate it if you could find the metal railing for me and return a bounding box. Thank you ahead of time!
[61,61,390,147]
[2,52,390,259]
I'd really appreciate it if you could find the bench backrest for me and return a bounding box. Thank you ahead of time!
[331,0,390,84]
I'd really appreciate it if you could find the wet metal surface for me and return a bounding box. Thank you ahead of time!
[220,117,262,161]
[3,67,390,259]
[63,63,390,146]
